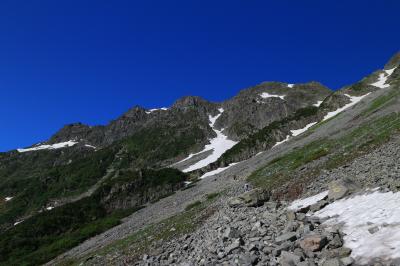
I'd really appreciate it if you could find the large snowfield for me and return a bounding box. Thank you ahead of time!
[180,108,238,173]
[289,189,400,264]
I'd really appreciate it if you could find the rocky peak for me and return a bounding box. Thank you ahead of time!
[384,51,400,69]
[121,105,148,119]
[49,123,92,144]
[172,96,210,109]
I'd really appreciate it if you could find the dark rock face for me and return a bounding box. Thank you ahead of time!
[218,81,331,140]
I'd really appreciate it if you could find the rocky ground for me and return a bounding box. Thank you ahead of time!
[74,136,400,266]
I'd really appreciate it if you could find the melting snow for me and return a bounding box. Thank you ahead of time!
[314,190,400,264]
[370,67,396,89]
[14,220,23,226]
[84,144,97,149]
[290,122,317,137]
[322,93,370,121]
[46,206,55,211]
[199,163,238,179]
[273,135,290,148]
[180,109,238,172]
[313,100,323,107]
[146,107,168,114]
[288,84,294,88]
[184,181,193,186]
[5,197,13,202]
[288,190,329,211]
[260,92,286,100]
[17,141,78,153]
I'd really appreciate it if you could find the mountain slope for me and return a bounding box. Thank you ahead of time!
[1,52,399,265]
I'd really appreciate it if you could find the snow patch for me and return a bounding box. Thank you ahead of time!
[290,122,317,137]
[273,135,290,148]
[14,220,23,226]
[370,67,396,89]
[288,191,329,211]
[314,190,400,264]
[260,92,286,100]
[146,107,168,114]
[199,163,238,179]
[5,197,13,202]
[184,181,193,186]
[313,100,323,107]
[84,144,97,149]
[288,84,294,88]
[322,93,370,121]
[46,206,54,211]
[181,109,238,172]
[17,140,78,153]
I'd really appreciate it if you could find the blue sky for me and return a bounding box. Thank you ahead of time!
[0,0,399,151]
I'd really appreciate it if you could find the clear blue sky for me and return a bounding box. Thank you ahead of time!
[0,0,399,151]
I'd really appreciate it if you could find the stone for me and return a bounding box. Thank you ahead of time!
[322,258,343,266]
[275,232,297,244]
[340,257,354,266]
[225,239,242,254]
[300,235,328,252]
[296,213,306,221]
[328,179,359,201]
[228,188,270,208]
[223,227,241,240]
[309,200,329,212]
[280,251,301,265]
[287,211,296,221]
[368,226,379,234]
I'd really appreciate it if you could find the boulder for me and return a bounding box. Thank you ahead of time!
[300,235,328,252]
[228,188,270,207]
[328,179,359,201]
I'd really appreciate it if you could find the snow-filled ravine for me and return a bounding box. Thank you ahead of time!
[370,67,397,89]
[178,108,238,173]
[17,140,78,153]
[313,190,400,264]
[199,163,238,179]
[322,93,370,122]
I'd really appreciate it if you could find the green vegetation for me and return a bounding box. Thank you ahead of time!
[0,196,138,266]
[0,147,117,227]
[185,200,202,211]
[248,113,400,192]
[0,167,187,266]
[362,89,400,116]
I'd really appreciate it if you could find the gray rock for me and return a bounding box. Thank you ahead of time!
[322,258,343,266]
[280,251,301,265]
[340,257,354,266]
[328,179,359,201]
[368,226,379,234]
[275,232,298,244]
[223,227,241,240]
[228,189,270,208]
